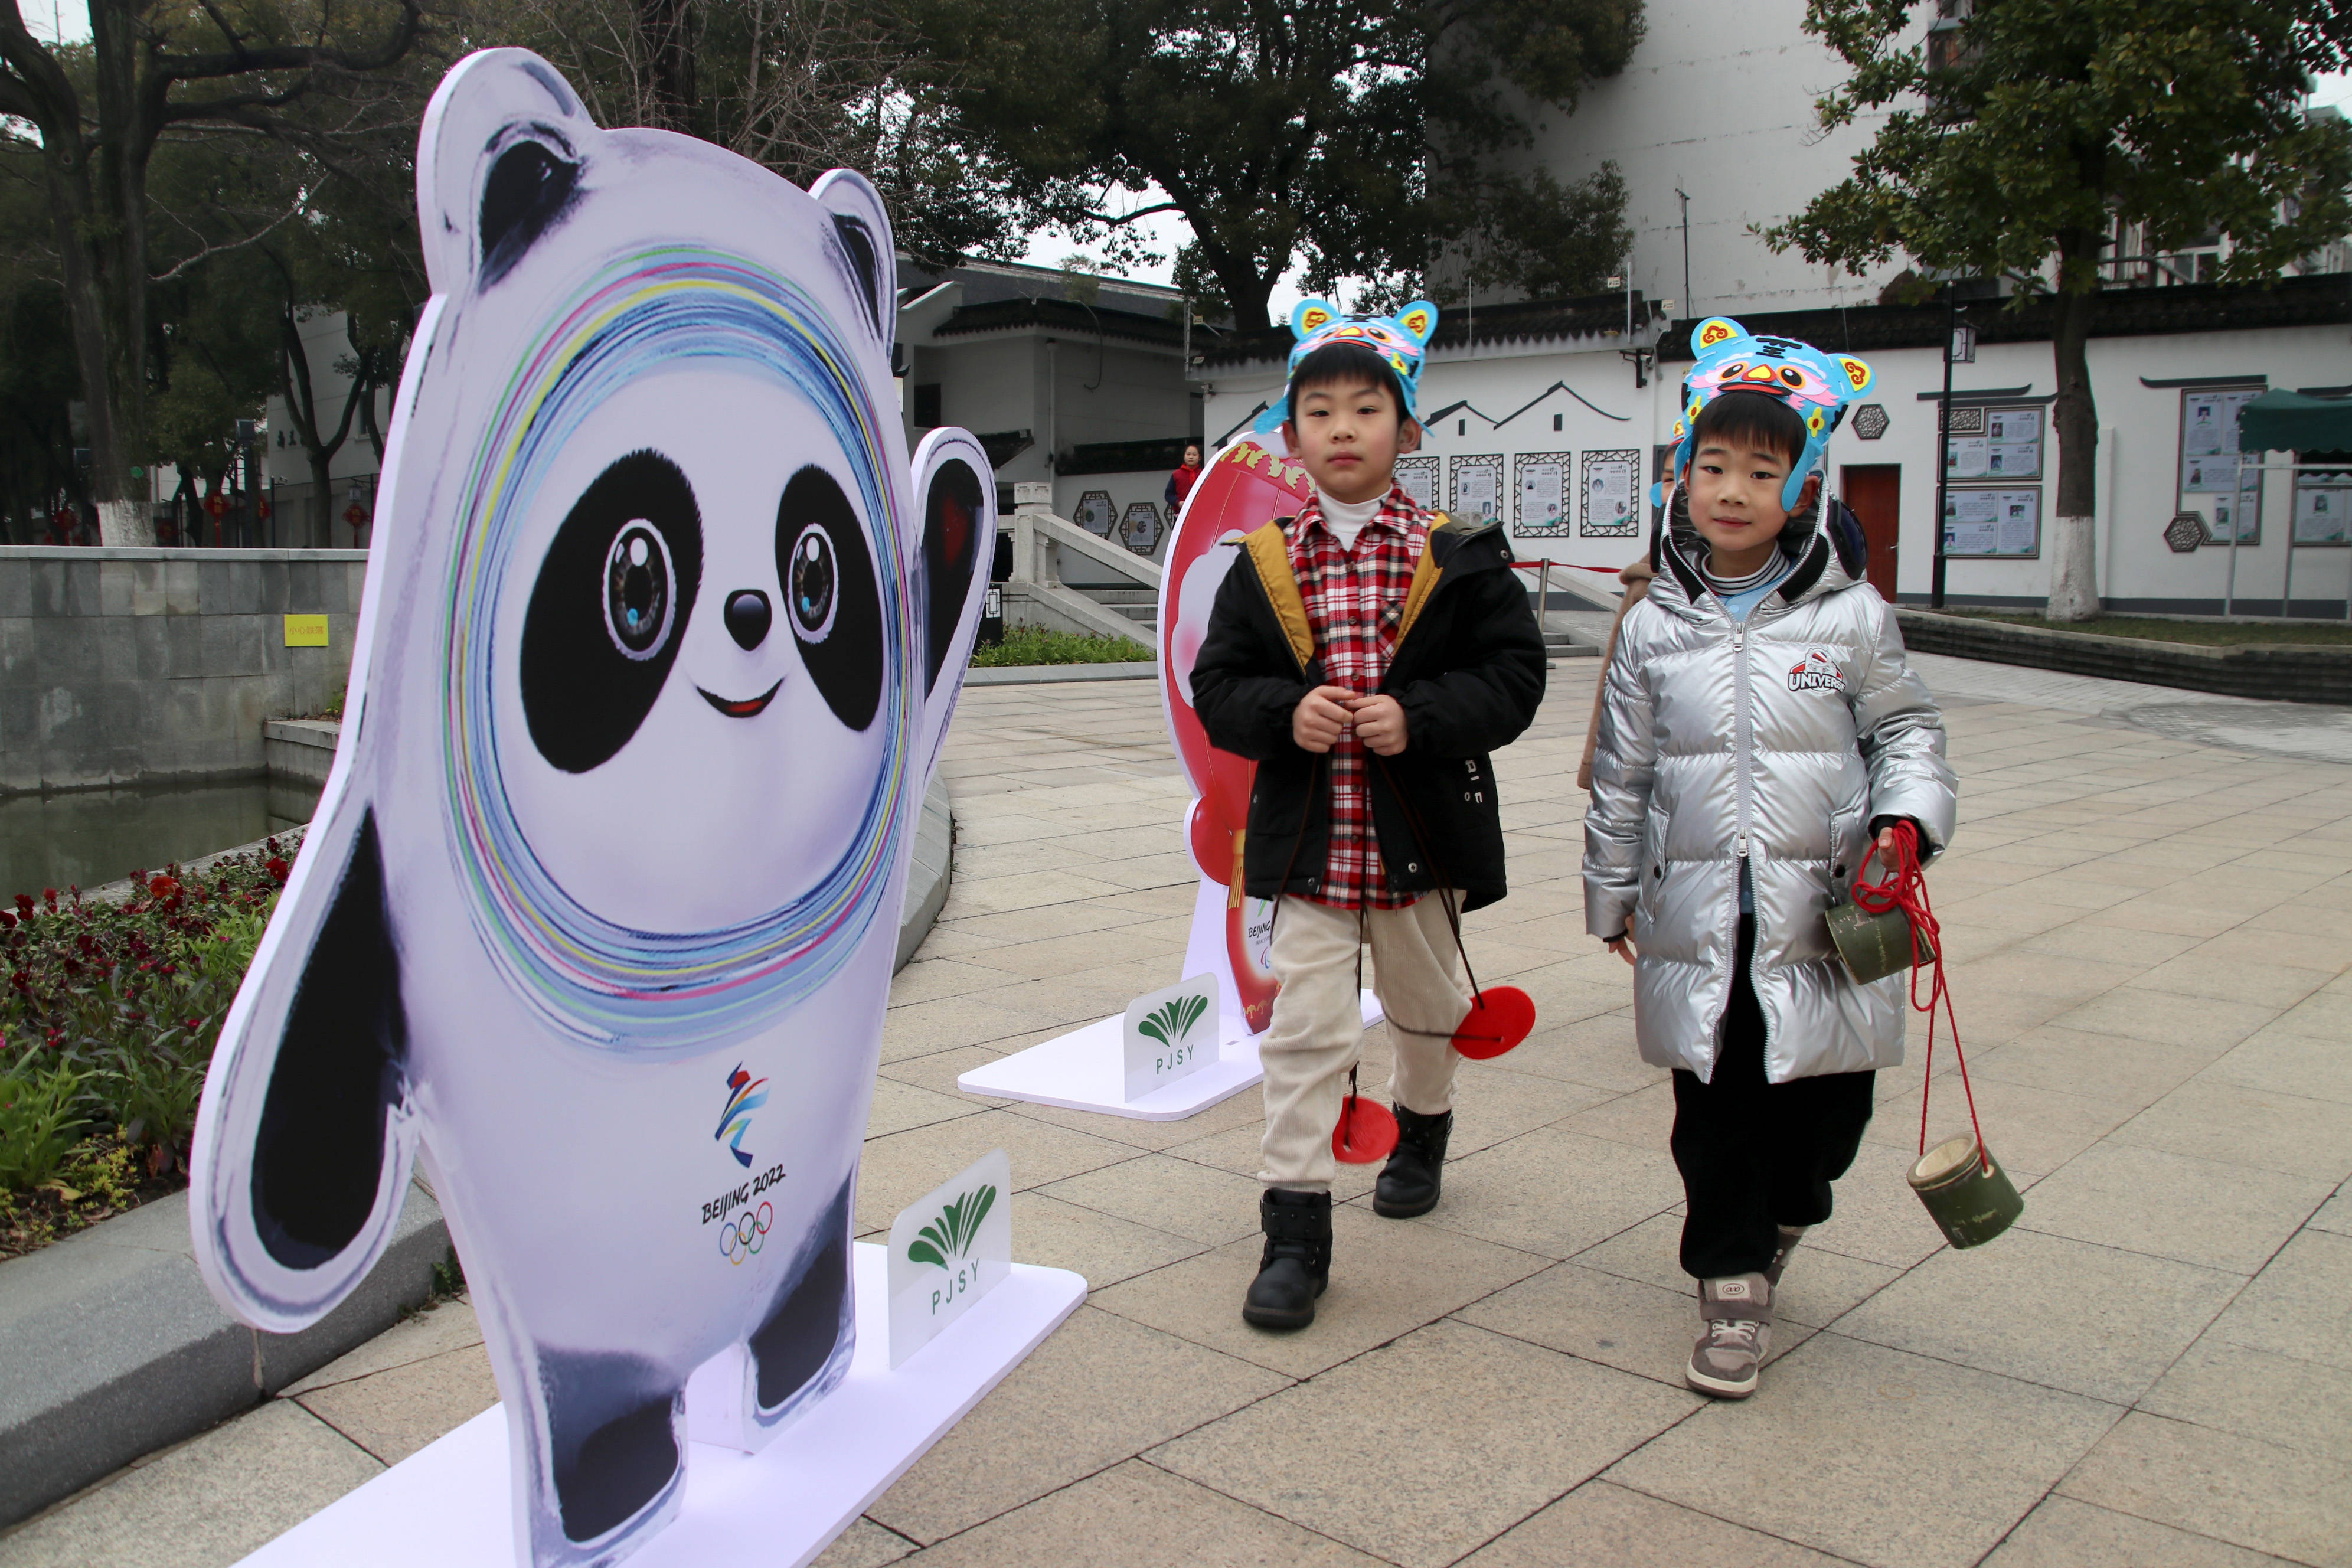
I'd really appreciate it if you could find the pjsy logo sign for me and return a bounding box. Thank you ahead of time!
[908,1182,997,1319]
[1788,647,1844,693]
[1124,974,1220,1102]
[887,1149,1012,1367]
[1136,992,1208,1080]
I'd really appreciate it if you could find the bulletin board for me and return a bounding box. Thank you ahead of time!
[1450,454,1504,523]
[1512,451,1573,538]
[2178,386,2266,545]
[2295,456,2352,546]
[1941,487,2042,558]
[1395,455,1439,512]
[1943,405,2044,482]
[1580,449,1641,537]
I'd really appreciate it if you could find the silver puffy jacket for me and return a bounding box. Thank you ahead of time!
[1582,495,1958,1084]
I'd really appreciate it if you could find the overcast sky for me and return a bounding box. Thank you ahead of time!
[21,0,2350,315]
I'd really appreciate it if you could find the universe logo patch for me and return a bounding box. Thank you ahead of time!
[1788,647,1844,692]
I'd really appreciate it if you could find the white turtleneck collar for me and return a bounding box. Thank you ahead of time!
[1315,487,1384,551]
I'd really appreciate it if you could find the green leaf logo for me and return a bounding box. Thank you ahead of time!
[906,1183,997,1271]
[1136,991,1208,1050]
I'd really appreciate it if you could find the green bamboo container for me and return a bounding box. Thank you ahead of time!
[1908,1135,2023,1249]
[1825,899,1936,985]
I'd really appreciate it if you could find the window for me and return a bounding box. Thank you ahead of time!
[913,383,942,428]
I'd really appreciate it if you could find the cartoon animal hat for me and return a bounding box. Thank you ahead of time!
[1658,316,1874,512]
[1251,298,1439,435]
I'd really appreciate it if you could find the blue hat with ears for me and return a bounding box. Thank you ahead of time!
[1654,316,1875,512]
[1250,299,1439,435]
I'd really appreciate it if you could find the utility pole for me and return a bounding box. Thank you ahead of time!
[1675,188,1693,319]
[1930,283,1974,610]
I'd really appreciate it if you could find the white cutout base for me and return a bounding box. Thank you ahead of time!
[955,990,1384,1121]
[237,1245,1084,1568]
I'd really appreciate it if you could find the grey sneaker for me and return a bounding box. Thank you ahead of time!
[1766,1225,1808,1286]
[1688,1273,1773,1399]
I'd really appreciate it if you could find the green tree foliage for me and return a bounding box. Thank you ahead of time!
[914,0,1645,327]
[0,0,426,544]
[1763,0,2352,619]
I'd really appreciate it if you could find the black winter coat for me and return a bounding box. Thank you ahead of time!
[1190,512,1547,912]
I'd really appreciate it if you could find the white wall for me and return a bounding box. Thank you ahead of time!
[1048,342,1193,452]
[1820,325,2352,613]
[1482,0,1925,318]
[906,333,1195,489]
[262,311,390,488]
[1204,333,1665,574]
[1209,313,2352,614]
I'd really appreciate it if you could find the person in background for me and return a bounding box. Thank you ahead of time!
[1165,441,1204,515]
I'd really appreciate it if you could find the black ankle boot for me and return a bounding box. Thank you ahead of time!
[1373,1105,1453,1218]
[1242,1188,1332,1330]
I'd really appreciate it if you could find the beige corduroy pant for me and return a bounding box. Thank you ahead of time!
[1258,893,1473,1192]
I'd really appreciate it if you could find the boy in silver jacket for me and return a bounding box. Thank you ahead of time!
[1583,319,1958,1398]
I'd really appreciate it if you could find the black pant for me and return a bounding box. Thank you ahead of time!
[1671,917,1876,1280]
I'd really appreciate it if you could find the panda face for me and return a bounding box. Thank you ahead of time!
[498,366,893,932]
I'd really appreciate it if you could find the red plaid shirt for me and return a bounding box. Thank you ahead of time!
[1289,485,1430,909]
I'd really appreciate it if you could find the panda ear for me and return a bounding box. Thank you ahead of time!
[808,170,896,358]
[908,427,995,780]
[414,48,596,295]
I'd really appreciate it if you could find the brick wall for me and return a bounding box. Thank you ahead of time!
[0,548,368,795]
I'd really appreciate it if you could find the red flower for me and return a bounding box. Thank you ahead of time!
[149,876,181,903]
[13,893,31,916]
[184,1018,202,1032]
[0,911,13,930]
[41,888,57,911]
[265,857,290,884]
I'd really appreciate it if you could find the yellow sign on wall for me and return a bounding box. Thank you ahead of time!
[283,614,329,648]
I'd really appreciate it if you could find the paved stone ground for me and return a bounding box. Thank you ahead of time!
[6,659,2349,1568]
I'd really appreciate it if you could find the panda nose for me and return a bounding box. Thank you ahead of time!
[724,590,771,649]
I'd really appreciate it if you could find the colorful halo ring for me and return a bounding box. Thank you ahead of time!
[442,247,916,1054]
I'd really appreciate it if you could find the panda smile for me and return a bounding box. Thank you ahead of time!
[698,679,783,718]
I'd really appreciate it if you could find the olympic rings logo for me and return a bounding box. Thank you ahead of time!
[720,1203,773,1264]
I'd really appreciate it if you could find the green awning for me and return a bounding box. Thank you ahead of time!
[2237,390,2352,453]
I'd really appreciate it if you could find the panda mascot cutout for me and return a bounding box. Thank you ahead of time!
[186,48,992,1568]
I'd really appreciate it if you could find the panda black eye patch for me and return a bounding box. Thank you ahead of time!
[776,466,881,733]
[522,450,704,773]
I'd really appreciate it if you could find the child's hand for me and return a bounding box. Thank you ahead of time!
[1292,685,1356,753]
[1606,929,1636,966]
[1347,694,1408,756]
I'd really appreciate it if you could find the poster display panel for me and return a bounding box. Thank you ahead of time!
[1942,487,2042,558]
[1513,451,1571,537]
[2179,386,2266,543]
[1451,454,1504,522]
[1072,489,1118,537]
[1394,455,1438,511]
[2295,460,2352,545]
[1580,449,1641,537]
[1942,404,2044,481]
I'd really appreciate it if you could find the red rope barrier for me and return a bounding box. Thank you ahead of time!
[1850,822,1990,1172]
[1510,558,1625,574]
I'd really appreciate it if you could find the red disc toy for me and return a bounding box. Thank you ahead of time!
[1450,985,1535,1060]
[1331,1093,1397,1164]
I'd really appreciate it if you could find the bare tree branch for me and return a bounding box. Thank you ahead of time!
[149,191,311,282]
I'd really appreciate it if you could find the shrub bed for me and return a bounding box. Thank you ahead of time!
[0,837,296,1259]
[971,626,1151,667]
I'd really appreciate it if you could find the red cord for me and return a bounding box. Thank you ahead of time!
[1849,822,1989,1173]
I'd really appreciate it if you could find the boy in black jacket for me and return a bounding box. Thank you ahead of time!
[1190,300,1547,1329]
